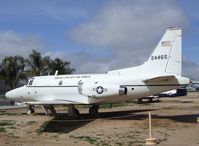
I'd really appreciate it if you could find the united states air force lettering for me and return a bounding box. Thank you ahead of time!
[55,75,91,79]
[151,55,168,61]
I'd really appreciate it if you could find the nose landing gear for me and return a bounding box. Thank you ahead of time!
[26,105,35,115]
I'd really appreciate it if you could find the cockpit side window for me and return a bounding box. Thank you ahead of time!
[25,81,29,85]
[59,80,63,85]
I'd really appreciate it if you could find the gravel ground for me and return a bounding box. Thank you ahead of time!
[0,92,199,146]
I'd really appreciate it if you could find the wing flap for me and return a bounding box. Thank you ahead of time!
[25,100,80,105]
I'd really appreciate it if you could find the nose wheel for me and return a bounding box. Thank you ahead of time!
[26,105,35,115]
[10,100,15,106]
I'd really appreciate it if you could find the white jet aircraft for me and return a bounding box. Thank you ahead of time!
[5,27,191,118]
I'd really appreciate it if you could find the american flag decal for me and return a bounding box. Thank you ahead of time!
[161,41,171,47]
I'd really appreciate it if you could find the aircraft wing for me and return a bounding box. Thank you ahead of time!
[24,100,81,105]
[143,75,176,83]
[0,105,26,110]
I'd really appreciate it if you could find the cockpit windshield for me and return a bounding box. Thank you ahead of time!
[26,78,34,86]
[29,80,33,85]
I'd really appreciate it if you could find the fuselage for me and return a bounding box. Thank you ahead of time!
[6,73,190,105]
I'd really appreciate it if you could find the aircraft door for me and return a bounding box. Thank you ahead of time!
[34,87,38,98]
[26,79,38,99]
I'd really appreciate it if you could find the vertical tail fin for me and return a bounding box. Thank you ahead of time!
[107,27,182,76]
[145,27,182,76]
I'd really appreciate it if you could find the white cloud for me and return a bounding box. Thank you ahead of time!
[71,1,185,49]
[0,31,46,58]
[69,0,187,73]
[67,51,113,74]
[43,7,88,21]
[1,1,198,80]
[43,51,66,59]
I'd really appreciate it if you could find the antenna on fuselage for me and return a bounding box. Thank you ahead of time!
[55,70,58,76]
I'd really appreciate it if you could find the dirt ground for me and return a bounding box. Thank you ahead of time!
[0,92,199,146]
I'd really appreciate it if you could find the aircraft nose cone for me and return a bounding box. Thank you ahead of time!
[5,90,14,99]
[5,87,26,100]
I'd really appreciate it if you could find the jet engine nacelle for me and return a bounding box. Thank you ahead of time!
[78,81,127,98]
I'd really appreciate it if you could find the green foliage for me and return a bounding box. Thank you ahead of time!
[48,58,75,75]
[0,56,26,88]
[26,121,36,125]
[70,135,98,145]
[26,50,49,76]
[70,135,112,146]
[0,120,16,126]
[100,102,128,109]
[0,50,75,88]
[0,127,6,132]
[26,50,75,76]
[36,121,49,135]
[9,126,16,129]
[0,111,18,115]
[0,95,5,98]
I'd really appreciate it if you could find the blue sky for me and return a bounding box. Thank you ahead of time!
[0,0,198,79]
[178,0,199,62]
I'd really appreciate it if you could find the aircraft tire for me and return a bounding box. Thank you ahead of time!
[10,100,15,106]
[73,109,80,119]
[89,106,99,116]
[26,108,35,115]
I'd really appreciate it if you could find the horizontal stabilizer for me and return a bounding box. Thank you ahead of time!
[143,75,176,83]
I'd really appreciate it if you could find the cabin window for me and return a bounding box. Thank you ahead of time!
[59,81,63,85]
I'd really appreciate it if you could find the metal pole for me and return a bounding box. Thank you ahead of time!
[149,112,152,139]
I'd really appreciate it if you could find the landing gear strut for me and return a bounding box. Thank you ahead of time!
[26,105,35,115]
[68,105,80,119]
[42,105,57,115]
[89,105,99,117]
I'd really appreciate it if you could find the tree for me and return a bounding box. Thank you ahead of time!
[26,50,51,76]
[48,58,75,75]
[0,56,27,89]
[0,50,75,88]
[26,50,75,76]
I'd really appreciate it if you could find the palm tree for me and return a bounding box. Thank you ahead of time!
[0,50,75,89]
[26,50,52,76]
[0,56,27,89]
[48,58,75,75]
[26,50,75,76]
[26,50,43,76]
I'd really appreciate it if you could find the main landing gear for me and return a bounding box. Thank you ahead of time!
[26,105,35,115]
[26,104,100,118]
[67,105,99,119]
[89,105,99,117]
[68,105,80,119]
[42,105,57,115]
